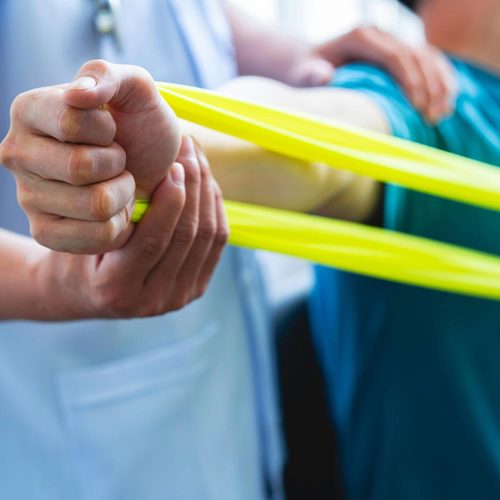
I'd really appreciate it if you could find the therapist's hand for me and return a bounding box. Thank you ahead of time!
[0,60,181,254]
[287,26,456,122]
[32,136,228,319]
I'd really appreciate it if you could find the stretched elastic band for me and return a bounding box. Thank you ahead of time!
[131,198,149,223]
[127,83,500,301]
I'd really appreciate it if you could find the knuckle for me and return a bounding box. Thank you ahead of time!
[113,205,131,233]
[66,147,94,185]
[117,66,157,109]
[132,67,156,95]
[353,26,378,43]
[137,235,163,261]
[136,299,164,318]
[0,135,21,170]
[173,220,197,246]
[95,290,133,318]
[30,219,52,248]
[195,282,208,300]
[10,91,31,122]
[110,143,127,172]
[16,181,35,211]
[90,182,115,220]
[216,223,229,247]
[170,292,192,312]
[96,217,122,247]
[351,26,369,41]
[58,106,84,143]
[80,59,111,77]
[197,221,216,243]
[136,294,186,317]
[134,66,155,85]
[348,26,363,40]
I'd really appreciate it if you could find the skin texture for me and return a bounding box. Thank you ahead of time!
[0,63,228,320]
[2,60,181,253]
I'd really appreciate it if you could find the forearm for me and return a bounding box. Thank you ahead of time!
[225,2,311,83]
[186,77,388,220]
[187,120,352,212]
[0,230,52,320]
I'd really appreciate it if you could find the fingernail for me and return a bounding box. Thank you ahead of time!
[70,76,97,91]
[170,162,185,186]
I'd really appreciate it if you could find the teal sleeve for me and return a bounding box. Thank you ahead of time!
[331,64,439,148]
[330,64,442,230]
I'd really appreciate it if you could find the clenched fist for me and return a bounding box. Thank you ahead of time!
[1,59,180,253]
[0,61,228,320]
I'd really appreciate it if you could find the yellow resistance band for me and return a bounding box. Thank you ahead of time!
[131,83,500,301]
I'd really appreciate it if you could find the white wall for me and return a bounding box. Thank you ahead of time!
[229,0,423,42]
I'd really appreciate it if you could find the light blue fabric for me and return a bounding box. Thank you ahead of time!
[0,2,283,499]
[310,60,500,500]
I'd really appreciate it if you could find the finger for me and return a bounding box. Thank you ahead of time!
[347,30,427,111]
[413,49,453,122]
[196,183,228,296]
[19,170,135,221]
[392,51,428,113]
[64,59,164,114]
[424,48,457,119]
[110,162,186,280]
[340,28,429,113]
[29,202,134,254]
[11,86,116,146]
[144,136,201,286]
[64,60,181,199]
[8,135,126,185]
[173,142,217,293]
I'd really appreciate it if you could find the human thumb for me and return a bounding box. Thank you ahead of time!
[64,60,180,198]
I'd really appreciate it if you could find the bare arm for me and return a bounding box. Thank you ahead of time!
[186,76,388,221]
[0,61,228,321]
[0,230,49,319]
[225,3,320,86]
[225,2,455,120]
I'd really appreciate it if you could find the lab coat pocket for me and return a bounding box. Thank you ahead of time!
[56,323,219,500]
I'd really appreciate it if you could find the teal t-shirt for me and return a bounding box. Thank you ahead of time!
[310,59,500,500]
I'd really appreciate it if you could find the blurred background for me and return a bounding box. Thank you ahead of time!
[230,0,423,315]
[231,0,423,42]
[227,2,424,499]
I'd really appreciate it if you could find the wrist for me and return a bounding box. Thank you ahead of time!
[31,249,81,321]
[30,247,64,320]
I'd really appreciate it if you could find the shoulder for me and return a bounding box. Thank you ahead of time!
[331,63,438,146]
